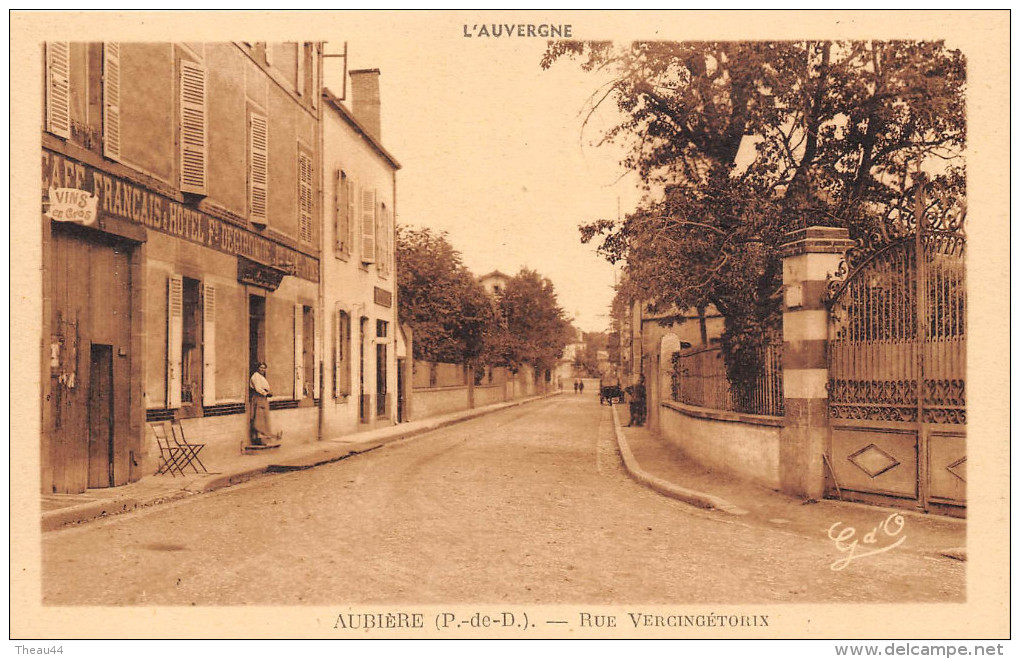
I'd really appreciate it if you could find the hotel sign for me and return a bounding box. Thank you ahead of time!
[43,150,319,282]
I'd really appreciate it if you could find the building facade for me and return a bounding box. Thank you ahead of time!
[320,72,402,437]
[41,42,325,493]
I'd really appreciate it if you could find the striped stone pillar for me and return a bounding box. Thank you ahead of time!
[779,226,855,498]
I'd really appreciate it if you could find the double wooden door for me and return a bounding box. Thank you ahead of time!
[49,225,133,492]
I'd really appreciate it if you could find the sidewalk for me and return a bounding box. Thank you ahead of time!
[41,392,559,532]
[610,405,966,562]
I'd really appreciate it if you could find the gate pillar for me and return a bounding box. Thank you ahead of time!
[779,227,854,498]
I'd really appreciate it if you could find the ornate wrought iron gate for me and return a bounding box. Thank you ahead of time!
[826,202,966,514]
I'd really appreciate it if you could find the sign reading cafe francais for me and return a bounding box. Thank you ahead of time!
[42,151,319,282]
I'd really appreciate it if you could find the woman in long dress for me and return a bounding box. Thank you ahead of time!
[249,362,273,445]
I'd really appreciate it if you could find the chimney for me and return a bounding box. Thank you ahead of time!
[349,68,381,141]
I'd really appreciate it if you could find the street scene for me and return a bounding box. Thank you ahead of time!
[43,394,964,606]
[12,10,1011,645]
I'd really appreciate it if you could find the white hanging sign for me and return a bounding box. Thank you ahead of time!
[46,187,98,225]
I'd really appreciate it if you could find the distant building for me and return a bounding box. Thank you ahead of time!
[478,270,510,297]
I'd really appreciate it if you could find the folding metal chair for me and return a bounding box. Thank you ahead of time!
[153,422,186,477]
[171,422,208,474]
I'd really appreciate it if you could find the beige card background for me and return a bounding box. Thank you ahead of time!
[10,10,1010,640]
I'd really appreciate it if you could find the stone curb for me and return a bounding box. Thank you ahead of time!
[610,405,749,516]
[42,391,561,531]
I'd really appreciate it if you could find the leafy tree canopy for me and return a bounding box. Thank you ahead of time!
[492,269,573,373]
[396,226,497,364]
[543,40,966,389]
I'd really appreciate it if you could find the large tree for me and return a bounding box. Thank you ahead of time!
[543,40,966,393]
[396,226,497,364]
[492,269,573,373]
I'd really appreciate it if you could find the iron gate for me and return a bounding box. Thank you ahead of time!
[825,202,966,514]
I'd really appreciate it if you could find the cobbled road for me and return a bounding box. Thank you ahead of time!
[43,395,964,605]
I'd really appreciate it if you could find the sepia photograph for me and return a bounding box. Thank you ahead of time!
[9,9,1010,647]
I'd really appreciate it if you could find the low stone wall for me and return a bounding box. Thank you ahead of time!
[412,385,471,419]
[658,400,783,490]
[474,383,507,407]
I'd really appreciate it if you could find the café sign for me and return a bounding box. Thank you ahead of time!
[43,150,319,282]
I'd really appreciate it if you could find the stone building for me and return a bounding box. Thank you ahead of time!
[41,42,325,493]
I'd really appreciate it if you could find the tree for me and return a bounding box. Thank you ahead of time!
[396,226,497,364]
[543,40,966,396]
[493,269,573,373]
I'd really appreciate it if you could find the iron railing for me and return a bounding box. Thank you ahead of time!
[671,340,784,417]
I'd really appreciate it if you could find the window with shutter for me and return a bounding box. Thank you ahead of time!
[298,151,313,243]
[180,61,208,195]
[103,42,122,162]
[361,188,377,264]
[335,170,350,257]
[167,275,184,408]
[293,304,303,399]
[335,309,351,397]
[202,283,216,406]
[348,176,358,258]
[45,42,71,138]
[249,113,269,226]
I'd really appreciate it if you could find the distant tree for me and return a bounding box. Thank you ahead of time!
[396,226,497,364]
[493,269,573,373]
[543,40,966,399]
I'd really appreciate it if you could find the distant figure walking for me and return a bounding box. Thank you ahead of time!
[578,380,585,394]
[573,380,579,394]
[249,362,274,445]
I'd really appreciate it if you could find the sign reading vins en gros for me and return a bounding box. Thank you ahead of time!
[46,187,99,225]
[42,150,319,283]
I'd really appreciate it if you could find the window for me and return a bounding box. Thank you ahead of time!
[376,320,388,338]
[377,203,390,275]
[334,310,351,397]
[167,276,212,412]
[334,170,351,258]
[248,111,269,226]
[45,42,71,138]
[298,150,313,243]
[361,188,376,264]
[180,60,208,195]
[103,43,122,162]
[297,305,318,399]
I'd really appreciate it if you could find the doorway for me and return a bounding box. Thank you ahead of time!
[249,294,266,375]
[87,344,114,488]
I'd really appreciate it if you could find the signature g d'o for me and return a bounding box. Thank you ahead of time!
[828,513,906,571]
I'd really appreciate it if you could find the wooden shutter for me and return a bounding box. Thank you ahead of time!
[103,42,122,162]
[293,304,303,399]
[45,42,71,138]
[347,176,357,257]
[249,113,269,225]
[313,308,321,399]
[202,283,216,405]
[361,188,376,264]
[334,170,348,255]
[167,275,183,408]
[299,151,313,243]
[180,60,208,195]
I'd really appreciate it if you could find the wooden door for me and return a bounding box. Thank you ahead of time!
[49,224,133,492]
[87,344,114,487]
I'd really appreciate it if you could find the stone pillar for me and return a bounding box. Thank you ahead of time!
[779,226,855,498]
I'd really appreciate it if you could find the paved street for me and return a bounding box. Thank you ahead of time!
[43,395,964,605]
